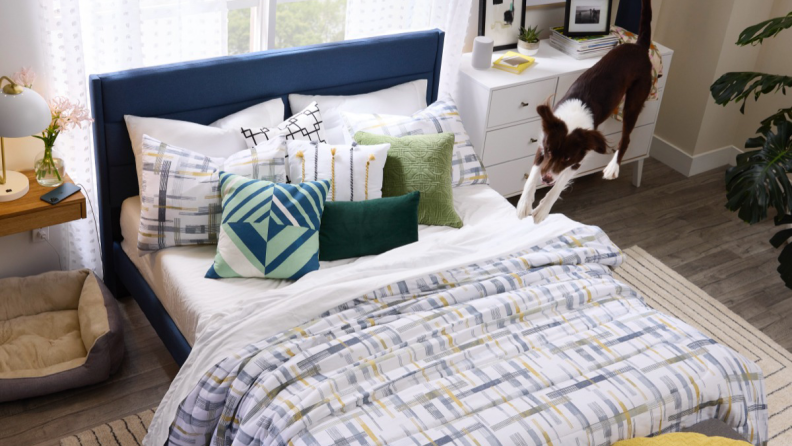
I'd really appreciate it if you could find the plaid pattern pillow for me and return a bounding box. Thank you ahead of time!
[240,102,325,149]
[137,135,286,254]
[341,99,488,187]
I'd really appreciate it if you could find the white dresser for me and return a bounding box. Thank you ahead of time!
[456,42,673,197]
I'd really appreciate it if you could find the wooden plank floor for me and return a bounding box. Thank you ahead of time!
[1,158,789,445]
[0,297,178,446]
[508,158,792,353]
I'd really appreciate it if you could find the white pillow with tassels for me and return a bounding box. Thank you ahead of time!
[285,140,389,202]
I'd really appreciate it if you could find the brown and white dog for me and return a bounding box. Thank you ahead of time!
[517,0,654,223]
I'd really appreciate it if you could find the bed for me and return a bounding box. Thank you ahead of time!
[90,30,446,365]
[89,31,768,446]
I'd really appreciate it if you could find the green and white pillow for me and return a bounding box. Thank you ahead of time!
[137,135,286,253]
[206,172,330,280]
[341,99,488,187]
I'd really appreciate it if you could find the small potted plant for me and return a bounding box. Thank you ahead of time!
[518,25,542,56]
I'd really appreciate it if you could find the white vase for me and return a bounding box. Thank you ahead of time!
[518,40,540,56]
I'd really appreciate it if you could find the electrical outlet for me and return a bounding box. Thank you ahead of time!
[32,227,49,243]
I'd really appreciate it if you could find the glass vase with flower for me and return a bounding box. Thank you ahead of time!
[13,67,93,187]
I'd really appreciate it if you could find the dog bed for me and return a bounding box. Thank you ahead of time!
[0,269,124,402]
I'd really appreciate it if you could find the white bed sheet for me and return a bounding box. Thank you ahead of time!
[119,185,520,345]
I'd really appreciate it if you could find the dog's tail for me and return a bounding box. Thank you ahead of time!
[637,0,652,49]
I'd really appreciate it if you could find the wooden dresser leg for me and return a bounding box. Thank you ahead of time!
[632,159,644,187]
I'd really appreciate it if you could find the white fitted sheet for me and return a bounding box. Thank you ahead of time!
[119,185,520,345]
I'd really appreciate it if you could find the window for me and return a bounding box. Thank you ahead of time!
[227,0,347,54]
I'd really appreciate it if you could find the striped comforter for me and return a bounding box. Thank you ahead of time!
[168,227,768,445]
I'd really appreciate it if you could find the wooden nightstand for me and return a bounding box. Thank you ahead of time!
[0,170,86,237]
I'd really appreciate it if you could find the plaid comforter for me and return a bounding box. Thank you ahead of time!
[168,227,768,446]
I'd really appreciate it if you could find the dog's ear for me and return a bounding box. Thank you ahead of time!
[570,128,608,154]
[536,105,566,135]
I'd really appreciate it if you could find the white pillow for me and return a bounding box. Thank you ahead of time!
[125,98,283,192]
[286,140,390,202]
[137,135,286,253]
[341,99,488,187]
[209,98,284,130]
[289,80,427,144]
[238,102,325,149]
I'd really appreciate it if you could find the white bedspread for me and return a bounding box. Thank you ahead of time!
[143,198,589,444]
[120,185,518,344]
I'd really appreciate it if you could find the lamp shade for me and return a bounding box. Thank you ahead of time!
[0,87,51,138]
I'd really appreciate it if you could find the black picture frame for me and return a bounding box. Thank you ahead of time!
[478,0,528,51]
[563,0,613,37]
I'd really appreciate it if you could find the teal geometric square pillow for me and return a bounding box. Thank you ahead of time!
[206,172,330,280]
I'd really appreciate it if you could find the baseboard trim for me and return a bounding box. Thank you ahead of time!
[650,135,741,177]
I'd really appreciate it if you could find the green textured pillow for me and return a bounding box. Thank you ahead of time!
[354,132,462,228]
[319,191,420,261]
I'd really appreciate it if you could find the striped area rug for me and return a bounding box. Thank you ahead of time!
[616,246,792,445]
[60,408,153,446]
[59,246,792,445]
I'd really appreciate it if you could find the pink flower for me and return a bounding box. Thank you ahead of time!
[47,96,93,132]
[12,67,36,88]
[49,96,73,116]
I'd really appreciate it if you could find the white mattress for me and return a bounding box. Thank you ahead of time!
[120,185,520,345]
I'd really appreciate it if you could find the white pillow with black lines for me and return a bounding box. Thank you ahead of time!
[240,101,325,149]
[286,140,390,202]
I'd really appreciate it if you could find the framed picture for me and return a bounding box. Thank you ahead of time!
[478,0,527,51]
[563,0,613,37]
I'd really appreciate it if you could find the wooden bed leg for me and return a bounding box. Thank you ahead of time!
[632,158,644,187]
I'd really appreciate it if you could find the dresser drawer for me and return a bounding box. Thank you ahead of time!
[487,156,535,197]
[482,120,542,167]
[487,78,557,128]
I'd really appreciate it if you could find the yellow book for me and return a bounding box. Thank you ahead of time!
[492,51,535,74]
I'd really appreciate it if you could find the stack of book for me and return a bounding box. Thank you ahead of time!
[548,27,618,60]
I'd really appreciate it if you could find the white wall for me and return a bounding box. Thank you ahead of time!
[0,0,63,278]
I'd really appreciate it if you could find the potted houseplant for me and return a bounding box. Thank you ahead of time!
[13,67,93,187]
[710,12,792,287]
[518,26,542,56]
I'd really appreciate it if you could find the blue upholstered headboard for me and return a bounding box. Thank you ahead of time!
[90,30,444,293]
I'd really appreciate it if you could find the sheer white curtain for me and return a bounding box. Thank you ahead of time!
[345,0,474,99]
[37,0,231,276]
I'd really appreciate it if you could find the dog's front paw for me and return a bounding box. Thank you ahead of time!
[602,162,620,180]
[516,196,533,220]
[532,202,551,224]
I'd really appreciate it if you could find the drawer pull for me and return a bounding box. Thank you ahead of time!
[519,101,530,108]
[523,173,530,180]
[529,138,538,143]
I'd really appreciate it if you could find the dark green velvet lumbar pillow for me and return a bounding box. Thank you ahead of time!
[353,132,463,228]
[319,191,420,261]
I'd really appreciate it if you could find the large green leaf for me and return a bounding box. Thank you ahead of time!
[710,72,792,113]
[737,12,792,46]
[757,107,792,135]
[725,121,792,224]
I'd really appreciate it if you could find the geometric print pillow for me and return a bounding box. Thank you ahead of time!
[205,173,330,280]
[341,99,488,187]
[137,135,286,254]
[239,101,325,149]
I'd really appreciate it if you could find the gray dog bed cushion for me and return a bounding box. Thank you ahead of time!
[0,269,124,402]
